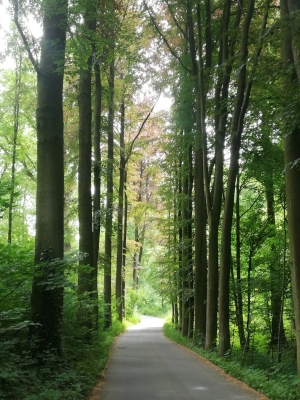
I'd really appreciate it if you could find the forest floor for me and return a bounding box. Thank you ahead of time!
[89,316,269,400]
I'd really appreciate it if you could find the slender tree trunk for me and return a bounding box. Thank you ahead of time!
[133,226,139,289]
[266,182,286,345]
[8,57,22,244]
[278,204,287,363]
[77,53,94,330]
[219,0,255,356]
[122,174,128,318]
[77,2,98,331]
[104,59,115,329]
[187,144,194,338]
[92,59,102,329]
[116,101,125,321]
[186,0,207,341]
[181,140,193,338]
[235,172,246,347]
[178,159,183,331]
[30,0,67,355]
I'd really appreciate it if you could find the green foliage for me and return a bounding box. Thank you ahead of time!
[126,284,170,319]
[0,242,129,400]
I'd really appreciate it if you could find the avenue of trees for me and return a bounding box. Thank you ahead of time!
[0,0,300,398]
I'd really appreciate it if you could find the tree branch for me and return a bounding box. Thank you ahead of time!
[125,94,161,164]
[166,0,189,42]
[143,1,191,74]
[0,279,26,303]
[13,0,39,73]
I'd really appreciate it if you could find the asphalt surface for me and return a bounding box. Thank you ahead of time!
[98,316,267,400]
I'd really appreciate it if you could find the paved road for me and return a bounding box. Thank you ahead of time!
[98,316,268,400]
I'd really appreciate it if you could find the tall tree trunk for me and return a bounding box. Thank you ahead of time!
[181,165,189,337]
[122,172,128,318]
[77,52,94,330]
[219,0,255,356]
[186,2,207,340]
[235,172,246,347]
[133,225,139,290]
[265,180,286,346]
[187,144,194,338]
[193,126,207,340]
[116,101,125,321]
[29,0,67,355]
[104,59,115,329]
[178,159,183,330]
[281,0,300,376]
[205,0,233,350]
[92,59,102,329]
[8,56,22,244]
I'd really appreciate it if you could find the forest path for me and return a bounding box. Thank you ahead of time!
[92,316,269,400]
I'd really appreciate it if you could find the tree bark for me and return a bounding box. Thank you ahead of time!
[116,101,125,321]
[30,0,67,355]
[77,55,94,329]
[92,59,102,329]
[281,0,300,376]
[8,56,22,244]
[104,59,115,329]
[219,0,255,356]
[235,172,246,347]
[122,172,128,318]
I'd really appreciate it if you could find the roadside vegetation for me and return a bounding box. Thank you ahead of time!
[164,321,299,400]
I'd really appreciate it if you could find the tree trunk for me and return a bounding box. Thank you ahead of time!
[8,56,22,244]
[235,172,246,347]
[92,59,102,329]
[104,59,115,329]
[205,0,233,351]
[116,101,125,321]
[266,181,286,346]
[77,54,94,329]
[219,0,255,356]
[122,173,128,318]
[193,126,207,340]
[181,139,192,337]
[187,144,194,339]
[281,0,300,376]
[30,0,67,355]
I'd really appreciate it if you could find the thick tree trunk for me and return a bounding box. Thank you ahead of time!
[77,2,98,331]
[205,0,233,351]
[281,0,300,376]
[30,0,67,355]
[194,128,207,340]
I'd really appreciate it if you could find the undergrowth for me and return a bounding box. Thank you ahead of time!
[0,244,132,400]
[0,318,128,400]
[163,321,299,400]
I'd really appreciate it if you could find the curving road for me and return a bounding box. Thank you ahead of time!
[96,316,268,400]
